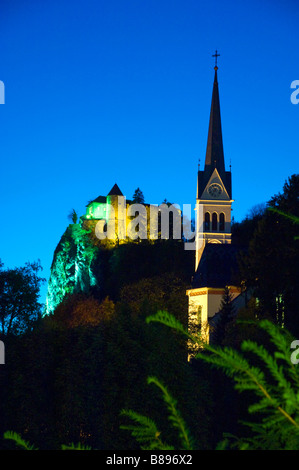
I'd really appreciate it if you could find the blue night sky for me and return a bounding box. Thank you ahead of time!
[0,0,298,304]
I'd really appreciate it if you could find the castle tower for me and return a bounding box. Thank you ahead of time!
[187,54,241,350]
[106,183,126,240]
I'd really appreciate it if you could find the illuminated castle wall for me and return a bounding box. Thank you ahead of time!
[82,183,150,241]
[82,183,180,243]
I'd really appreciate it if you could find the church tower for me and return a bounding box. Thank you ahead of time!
[187,53,242,350]
[195,56,233,270]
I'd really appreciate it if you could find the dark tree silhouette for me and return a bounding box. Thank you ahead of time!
[0,260,45,335]
[238,174,299,336]
[132,188,145,204]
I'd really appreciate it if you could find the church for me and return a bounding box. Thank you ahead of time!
[45,53,248,340]
[187,54,246,348]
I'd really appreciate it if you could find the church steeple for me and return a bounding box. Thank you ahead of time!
[187,54,240,351]
[204,66,225,177]
[194,53,233,271]
[197,55,231,199]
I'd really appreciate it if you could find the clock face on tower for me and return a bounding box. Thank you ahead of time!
[208,183,223,198]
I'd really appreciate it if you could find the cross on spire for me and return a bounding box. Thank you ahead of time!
[212,50,220,69]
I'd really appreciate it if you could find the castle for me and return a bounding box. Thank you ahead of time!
[80,58,247,346]
[81,183,181,243]
[85,57,245,341]
[46,55,247,345]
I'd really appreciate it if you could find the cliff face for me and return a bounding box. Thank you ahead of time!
[45,219,194,319]
[45,224,98,315]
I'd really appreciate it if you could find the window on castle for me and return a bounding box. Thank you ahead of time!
[212,212,218,231]
[219,213,225,231]
[204,212,210,231]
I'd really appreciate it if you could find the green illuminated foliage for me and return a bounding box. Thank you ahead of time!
[3,431,91,450]
[45,224,98,315]
[120,409,174,450]
[144,311,299,450]
[68,209,78,224]
[121,376,193,450]
[4,431,38,450]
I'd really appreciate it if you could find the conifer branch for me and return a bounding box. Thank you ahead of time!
[268,207,299,225]
[147,376,194,450]
[146,310,200,345]
[197,323,299,430]
[3,431,38,450]
[120,409,174,450]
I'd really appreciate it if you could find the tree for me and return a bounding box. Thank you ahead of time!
[269,174,299,216]
[142,312,299,450]
[210,286,236,345]
[246,203,267,220]
[0,260,45,336]
[68,209,78,224]
[132,188,145,204]
[231,203,266,248]
[238,174,299,336]
[53,293,115,328]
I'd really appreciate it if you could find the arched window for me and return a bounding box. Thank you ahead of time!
[219,213,225,231]
[204,212,210,231]
[212,212,218,231]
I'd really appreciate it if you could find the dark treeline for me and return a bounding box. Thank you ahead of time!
[0,240,216,450]
[0,174,299,450]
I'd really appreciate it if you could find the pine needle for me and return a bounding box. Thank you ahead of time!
[3,431,38,450]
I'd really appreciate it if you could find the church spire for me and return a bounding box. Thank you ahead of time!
[197,52,231,199]
[204,53,225,177]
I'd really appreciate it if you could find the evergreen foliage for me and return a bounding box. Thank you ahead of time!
[120,409,174,450]
[237,173,299,336]
[132,187,145,204]
[145,311,299,450]
[68,209,78,224]
[4,431,38,450]
[210,286,236,345]
[121,376,194,450]
[4,431,91,450]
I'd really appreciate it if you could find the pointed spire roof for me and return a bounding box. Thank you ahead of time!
[86,183,123,206]
[197,61,232,199]
[204,66,225,176]
[107,183,123,196]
